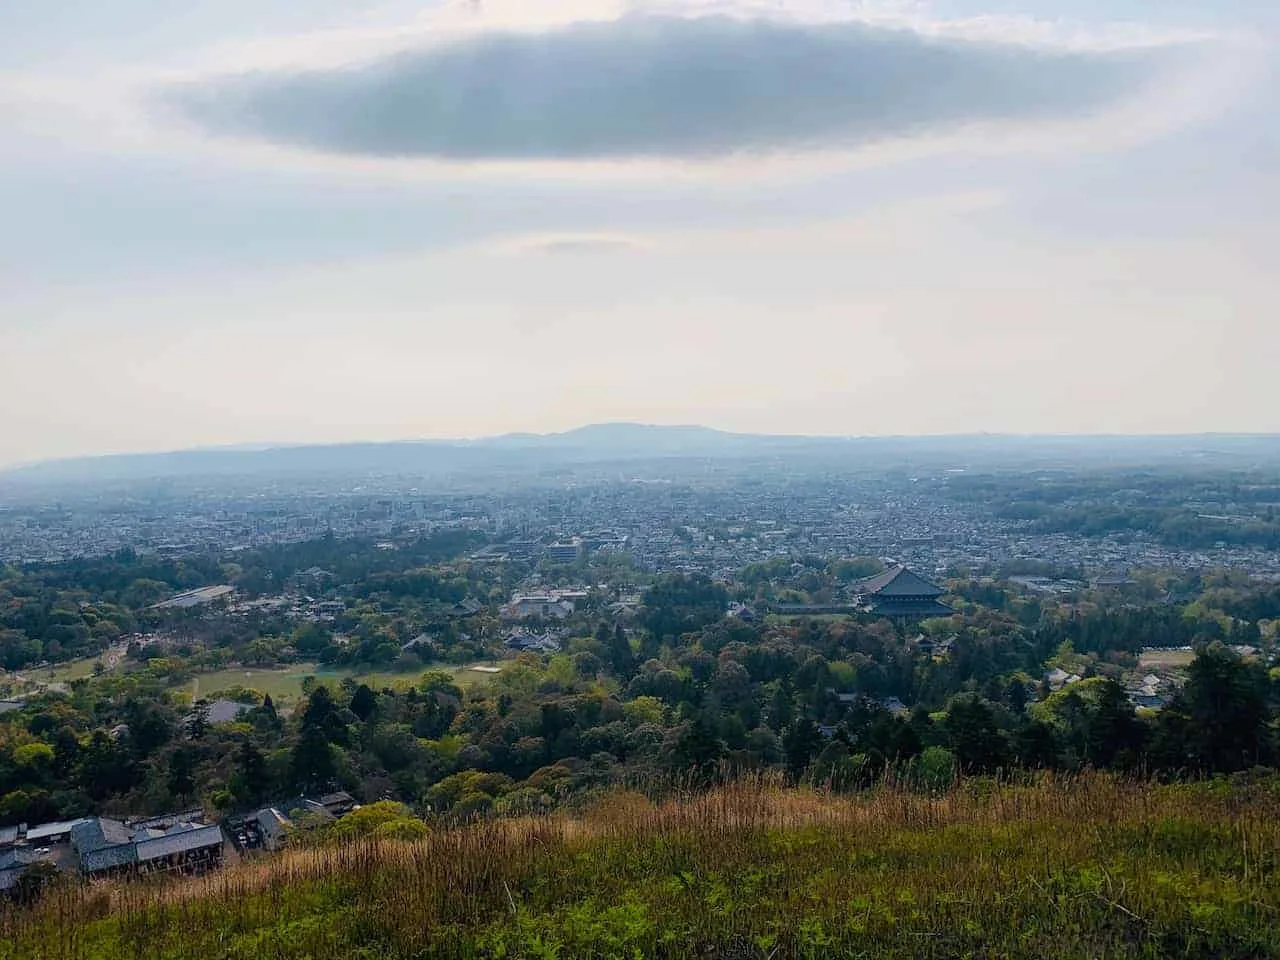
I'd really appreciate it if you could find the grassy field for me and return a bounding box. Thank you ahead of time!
[3,773,1277,959]
[189,661,505,704]
[1139,648,1197,671]
[9,655,111,690]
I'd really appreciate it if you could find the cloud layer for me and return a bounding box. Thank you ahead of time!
[171,15,1170,161]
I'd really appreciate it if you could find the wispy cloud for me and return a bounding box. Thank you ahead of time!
[487,232,656,256]
[167,14,1178,162]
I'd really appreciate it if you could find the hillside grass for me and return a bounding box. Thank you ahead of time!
[3,773,1278,960]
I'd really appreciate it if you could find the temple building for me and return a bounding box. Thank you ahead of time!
[854,566,951,620]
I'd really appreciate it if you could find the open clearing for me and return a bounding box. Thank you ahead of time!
[188,661,505,704]
[10,645,126,689]
[1138,648,1196,670]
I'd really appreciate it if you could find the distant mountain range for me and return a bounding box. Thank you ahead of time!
[3,423,1279,485]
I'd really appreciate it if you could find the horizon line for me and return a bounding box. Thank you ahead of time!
[4,422,1280,474]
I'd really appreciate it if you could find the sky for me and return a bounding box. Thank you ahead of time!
[0,0,1276,465]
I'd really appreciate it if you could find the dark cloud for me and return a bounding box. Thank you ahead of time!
[170,16,1171,161]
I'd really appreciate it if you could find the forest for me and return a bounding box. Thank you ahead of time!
[0,531,1277,828]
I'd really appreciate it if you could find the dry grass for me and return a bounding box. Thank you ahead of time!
[3,773,1278,959]
[1138,649,1197,671]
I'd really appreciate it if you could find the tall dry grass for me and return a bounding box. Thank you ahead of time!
[2,772,1277,959]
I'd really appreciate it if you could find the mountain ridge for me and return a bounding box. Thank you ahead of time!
[3,423,1280,484]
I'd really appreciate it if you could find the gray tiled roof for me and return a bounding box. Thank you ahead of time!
[204,699,253,725]
[856,566,944,598]
[71,818,131,854]
[82,844,138,874]
[26,818,91,843]
[128,809,205,832]
[0,849,37,871]
[135,825,224,862]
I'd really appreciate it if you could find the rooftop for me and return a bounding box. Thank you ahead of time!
[855,565,945,599]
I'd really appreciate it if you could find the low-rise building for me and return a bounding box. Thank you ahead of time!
[72,813,226,880]
[544,541,583,564]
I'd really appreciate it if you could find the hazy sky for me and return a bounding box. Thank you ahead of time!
[1,0,1276,465]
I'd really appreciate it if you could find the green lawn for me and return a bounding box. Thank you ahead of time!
[188,661,504,705]
[12,656,104,688]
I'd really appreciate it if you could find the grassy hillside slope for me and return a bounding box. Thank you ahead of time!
[3,774,1278,959]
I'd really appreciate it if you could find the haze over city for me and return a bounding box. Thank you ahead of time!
[2,0,1277,467]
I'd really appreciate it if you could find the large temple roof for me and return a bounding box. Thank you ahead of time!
[855,565,945,598]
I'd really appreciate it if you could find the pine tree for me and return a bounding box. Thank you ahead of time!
[234,741,270,806]
[291,725,337,794]
[350,684,377,722]
[167,746,197,799]
[610,624,637,679]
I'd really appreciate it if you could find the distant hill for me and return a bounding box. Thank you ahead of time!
[481,422,756,453]
[0,424,790,485]
[3,424,1279,486]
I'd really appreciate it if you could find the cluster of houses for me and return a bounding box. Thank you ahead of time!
[0,791,357,897]
[224,791,357,853]
[1126,674,1171,710]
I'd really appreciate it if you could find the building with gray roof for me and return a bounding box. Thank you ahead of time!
[853,566,951,619]
[25,818,91,845]
[135,825,225,871]
[73,815,225,878]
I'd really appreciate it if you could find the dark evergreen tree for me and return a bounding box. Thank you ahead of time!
[1083,679,1145,769]
[300,685,348,745]
[167,746,197,799]
[233,741,270,806]
[350,684,377,722]
[666,716,726,785]
[782,718,823,783]
[1153,645,1273,773]
[291,725,337,793]
[943,695,1008,773]
[610,624,637,679]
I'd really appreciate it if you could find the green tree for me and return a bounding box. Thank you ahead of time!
[782,719,823,784]
[1153,644,1273,773]
[350,684,377,722]
[909,746,956,794]
[167,746,197,799]
[301,685,348,745]
[1082,679,1145,769]
[609,624,637,679]
[639,574,727,643]
[291,725,337,793]
[943,695,1008,773]
[232,741,271,806]
[665,716,725,785]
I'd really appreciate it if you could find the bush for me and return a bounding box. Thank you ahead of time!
[908,746,956,794]
[328,801,426,842]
